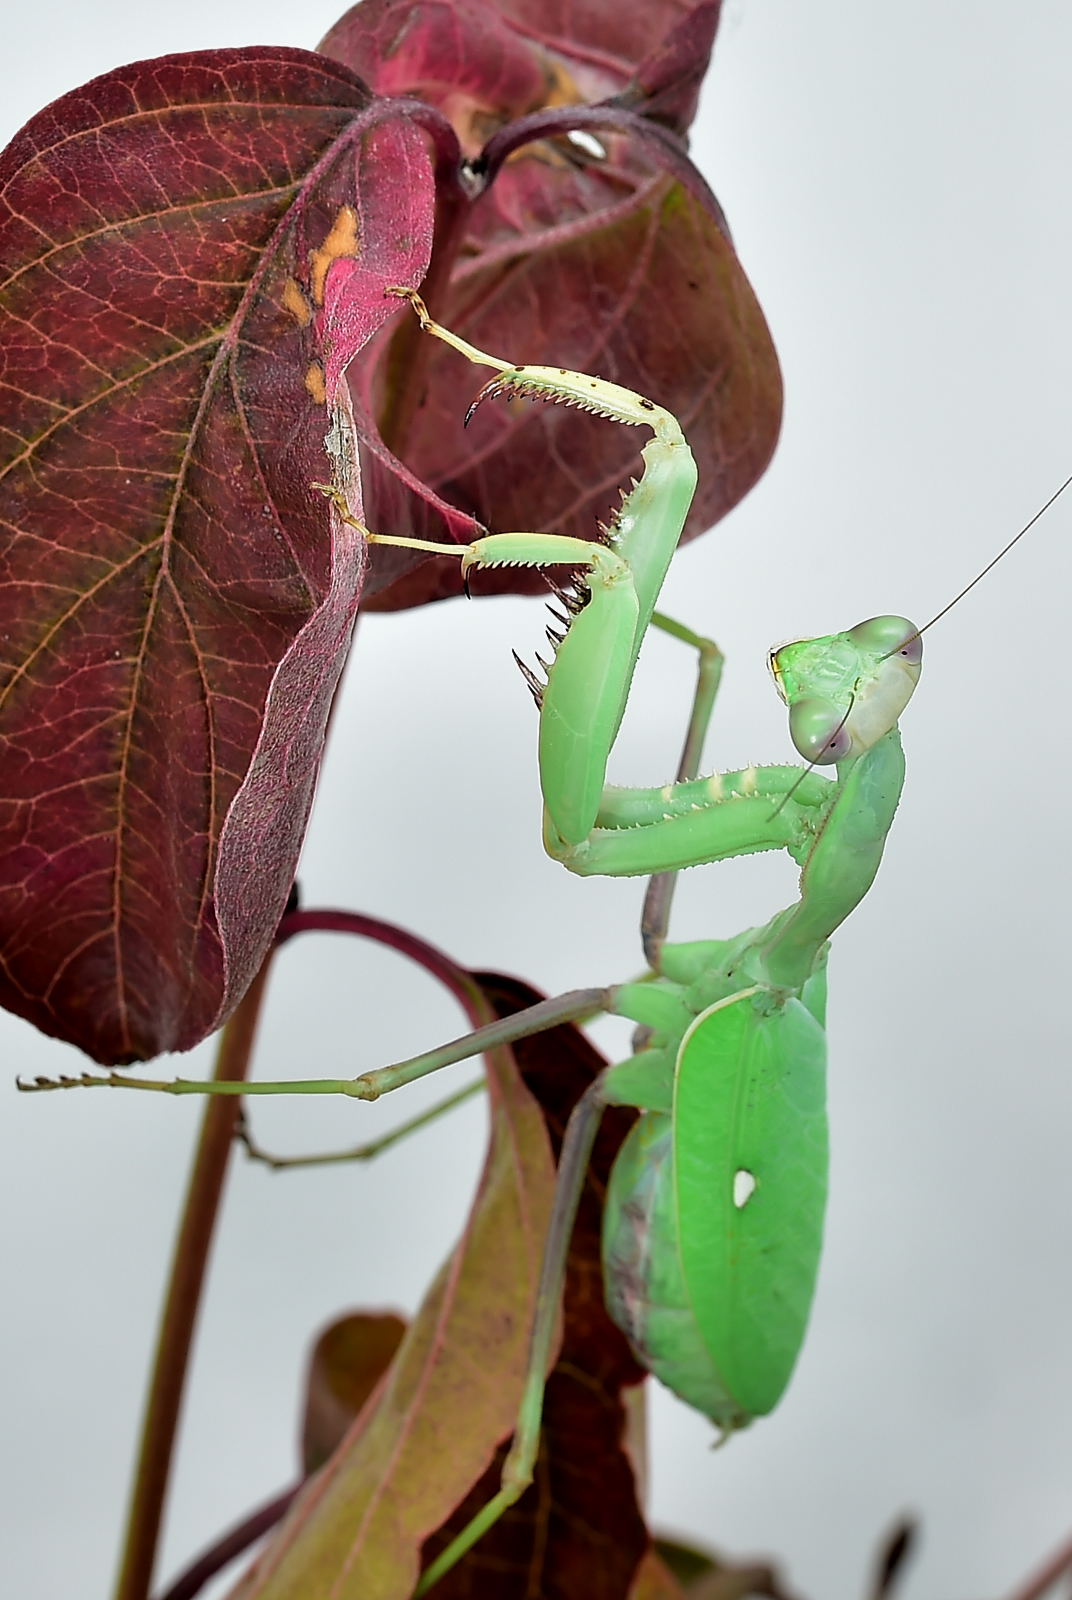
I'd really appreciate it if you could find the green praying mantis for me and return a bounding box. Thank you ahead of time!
[22,287,1061,1592]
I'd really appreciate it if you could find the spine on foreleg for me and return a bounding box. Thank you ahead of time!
[538,558,640,849]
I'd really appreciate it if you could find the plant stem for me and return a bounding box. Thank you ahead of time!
[112,953,276,1600]
[1005,1529,1072,1600]
[276,907,492,1027]
[154,1482,299,1600]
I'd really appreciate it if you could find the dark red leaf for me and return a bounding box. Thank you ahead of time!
[321,0,720,140]
[301,1312,408,1474]
[0,50,436,1061]
[319,0,781,611]
[1,4,780,1062]
[615,0,723,130]
[360,176,781,614]
[422,973,650,1598]
[228,998,558,1600]
[227,973,649,1598]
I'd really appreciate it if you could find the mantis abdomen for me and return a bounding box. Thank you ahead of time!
[603,986,829,1430]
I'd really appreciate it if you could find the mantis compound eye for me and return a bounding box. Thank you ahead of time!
[788,697,853,764]
[896,631,923,666]
[848,614,923,666]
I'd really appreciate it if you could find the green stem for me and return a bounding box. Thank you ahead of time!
[112,953,275,1600]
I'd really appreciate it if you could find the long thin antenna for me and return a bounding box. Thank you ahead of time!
[916,468,1072,641]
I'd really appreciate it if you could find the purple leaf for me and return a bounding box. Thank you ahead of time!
[0,50,437,1060]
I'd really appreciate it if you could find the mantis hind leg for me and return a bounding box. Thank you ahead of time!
[20,988,612,1098]
[415,1074,613,1594]
[640,612,725,969]
[235,1077,485,1170]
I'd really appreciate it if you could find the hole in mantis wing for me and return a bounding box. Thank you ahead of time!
[566,129,607,160]
[733,1169,757,1208]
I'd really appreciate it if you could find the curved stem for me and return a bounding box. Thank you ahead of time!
[112,906,492,1599]
[153,1482,299,1600]
[276,907,492,1030]
[1004,1528,1072,1600]
[477,105,729,236]
[112,953,276,1600]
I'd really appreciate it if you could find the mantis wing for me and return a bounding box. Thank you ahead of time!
[603,990,828,1428]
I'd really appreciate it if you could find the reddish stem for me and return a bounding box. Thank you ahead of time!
[115,904,487,1600]
[112,953,276,1600]
[277,906,492,1029]
[1005,1529,1072,1600]
[153,1482,299,1600]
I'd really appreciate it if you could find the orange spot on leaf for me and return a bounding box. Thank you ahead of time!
[309,204,360,306]
[304,362,327,405]
[282,276,312,327]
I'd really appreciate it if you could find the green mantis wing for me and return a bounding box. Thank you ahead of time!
[602,987,829,1428]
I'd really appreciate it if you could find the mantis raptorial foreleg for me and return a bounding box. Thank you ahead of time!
[236,610,723,1172]
[364,287,700,852]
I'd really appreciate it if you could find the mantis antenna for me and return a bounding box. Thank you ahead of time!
[778,469,1072,788]
[887,467,1072,658]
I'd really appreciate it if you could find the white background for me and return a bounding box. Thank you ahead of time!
[2,3,1071,1597]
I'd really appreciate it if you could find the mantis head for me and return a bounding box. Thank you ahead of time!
[770,616,923,764]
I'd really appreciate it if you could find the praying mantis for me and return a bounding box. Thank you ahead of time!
[4,20,1067,1600]
[22,287,971,1589]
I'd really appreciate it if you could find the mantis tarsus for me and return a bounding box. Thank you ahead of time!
[22,288,1056,1592]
